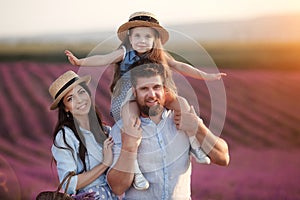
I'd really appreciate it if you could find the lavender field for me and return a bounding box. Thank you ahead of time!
[0,62,300,199]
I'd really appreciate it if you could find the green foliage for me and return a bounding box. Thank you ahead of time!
[1,41,300,69]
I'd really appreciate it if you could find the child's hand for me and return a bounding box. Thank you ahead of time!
[65,50,81,66]
[205,72,227,80]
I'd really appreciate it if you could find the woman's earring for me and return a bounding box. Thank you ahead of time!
[66,111,70,118]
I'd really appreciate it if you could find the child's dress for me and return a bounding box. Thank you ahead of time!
[110,46,141,121]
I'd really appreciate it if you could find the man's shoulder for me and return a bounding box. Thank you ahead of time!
[111,120,123,131]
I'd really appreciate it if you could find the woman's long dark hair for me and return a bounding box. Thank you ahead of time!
[52,82,107,171]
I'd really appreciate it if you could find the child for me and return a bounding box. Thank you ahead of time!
[65,11,226,190]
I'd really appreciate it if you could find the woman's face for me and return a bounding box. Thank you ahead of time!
[129,27,156,54]
[63,85,91,118]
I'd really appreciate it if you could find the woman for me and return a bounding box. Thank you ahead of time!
[49,70,118,199]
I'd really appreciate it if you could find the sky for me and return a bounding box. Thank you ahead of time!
[1,0,300,38]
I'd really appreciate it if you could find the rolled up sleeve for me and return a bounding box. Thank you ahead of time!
[51,128,81,194]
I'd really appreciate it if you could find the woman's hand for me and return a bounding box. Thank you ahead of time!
[102,136,114,167]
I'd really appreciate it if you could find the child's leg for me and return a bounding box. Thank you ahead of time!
[189,135,211,164]
[166,95,210,164]
[133,159,149,190]
[165,91,186,113]
[121,100,149,190]
[120,88,140,129]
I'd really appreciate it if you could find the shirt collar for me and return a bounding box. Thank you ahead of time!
[128,49,140,62]
[79,127,91,134]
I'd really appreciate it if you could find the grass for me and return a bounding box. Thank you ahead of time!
[202,41,300,70]
[1,41,300,69]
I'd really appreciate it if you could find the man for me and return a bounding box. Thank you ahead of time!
[107,61,229,199]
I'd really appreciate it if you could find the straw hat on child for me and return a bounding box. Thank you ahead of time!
[49,70,91,110]
[117,11,169,44]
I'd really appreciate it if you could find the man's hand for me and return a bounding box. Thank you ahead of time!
[121,116,142,152]
[174,105,203,137]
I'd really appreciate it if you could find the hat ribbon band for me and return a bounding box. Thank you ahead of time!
[54,77,79,99]
[129,16,159,24]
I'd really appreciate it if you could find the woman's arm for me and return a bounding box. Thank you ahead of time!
[52,129,81,194]
[52,129,114,193]
[64,48,124,67]
[76,136,114,189]
[76,163,109,189]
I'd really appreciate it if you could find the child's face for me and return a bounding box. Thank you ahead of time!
[129,27,156,54]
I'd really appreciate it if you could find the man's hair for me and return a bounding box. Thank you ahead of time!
[130,58,166,88]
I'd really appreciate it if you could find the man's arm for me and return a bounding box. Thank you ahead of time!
[107,119,142,195]
[193,117,230,166]
[174,103,230,166]
[107,145,137,195]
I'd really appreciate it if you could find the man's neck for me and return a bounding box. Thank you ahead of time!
[140,111,163,125]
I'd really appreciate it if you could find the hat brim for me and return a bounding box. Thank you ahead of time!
[117,21,169,44]
[50,75,91,110]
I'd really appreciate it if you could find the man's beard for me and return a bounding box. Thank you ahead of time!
[139,104,164,117]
